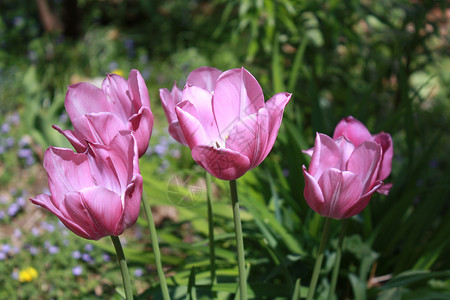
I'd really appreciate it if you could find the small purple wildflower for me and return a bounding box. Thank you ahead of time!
[103,254,111,262]
[72,251,81,259]
[17,148,33,159]
[13,228,22,238]
[48,245,59,255]
[7,203,20,217]
[29,246,39,256]
[12,271,19,280]
[84,244,94,252]
[81,253,92,262]
[134,268,144,277]
[72,266,83,276]
[31,227,40,236]
[0,210,5,220]
[0,252,6,260]
[2,244,11,253]
[1,122,10,133]
[6,137,14,148]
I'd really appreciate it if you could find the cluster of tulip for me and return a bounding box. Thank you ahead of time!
[30,66,392,299]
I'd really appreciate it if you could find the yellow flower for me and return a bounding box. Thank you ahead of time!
[111,69,125,77]
[18,267,38,283]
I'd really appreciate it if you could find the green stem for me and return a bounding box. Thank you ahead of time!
[306,217,332,300]
[229,180,247,300]
[327,220,347,300]
[142,193,171,300]
[205,172,216,285]
[110,235,134,300]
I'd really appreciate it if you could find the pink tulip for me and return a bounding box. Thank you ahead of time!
[332,116,393,194]
[159,66,222,145]
[54,69,153,157]
[175,67,291,180]
[30,131,143,240]
[303,133,384,219]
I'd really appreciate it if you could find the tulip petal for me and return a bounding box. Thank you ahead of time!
[65,82,111,121]
[102,73,133,121]
[332,116,372,146]
[191,146,251,180]
[128,106,154,157]
[377,183,392,195]
[122,174,143,228]
[308,133,341,179]
[186,66,222,92]
[168,121,188,146]
[64,187,124,240]
[129,69,151,110]
[341,180,383,218]
[44,147,94,206]
[176,100,210,148]
[261,92,291,161]
[212,68,265,134]
[72,113,125,146]
[334,136,356,170]
[302,166,325,215]
[225,113,260,166]
[181,85,220,142]
[372,132,393,181]
[160,84,182,124]
[30,194,92,239]
[318,169,363,219]
[347,141,381,192]
[52,125,87,153]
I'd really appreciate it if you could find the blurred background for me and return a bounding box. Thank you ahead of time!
[0,0,449,299]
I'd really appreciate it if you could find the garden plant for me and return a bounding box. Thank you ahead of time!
[0,0,449,299]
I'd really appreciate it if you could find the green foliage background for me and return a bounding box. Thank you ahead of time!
[0,0,449,299]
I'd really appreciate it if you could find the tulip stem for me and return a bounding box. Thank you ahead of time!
[327,220,347,300]
[306,217,332,300]
[229,179,247,300]
[206,172,216,285]
[142,193,171,300]
[110,235,134,300]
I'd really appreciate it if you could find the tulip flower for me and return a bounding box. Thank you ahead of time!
[303,133,383,219]
[159,66,222,146]
[30,131,143,240]
[175,67,291,180]
[332,116,393,194]
[54,69,153,157]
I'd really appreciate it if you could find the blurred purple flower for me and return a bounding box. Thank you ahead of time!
[7,203,20,217]
[72,250,81,259]
[48,245,59,255]
[13,228,22,238]
[1,122,10,133]
[134,268,144,277]
[0,210,5,220]
[16,197,26,207]
[82,253,92,262]
[2,244,11,253]
[29,246,39,256]
[31,227,40,236]
[103,254,111,262]
[6,137,14,148]
[17,148,33,159]
[0,252,6,260]
[72,266,83,276]
[12,271,18,280]
[0,145,5,155]
[7,113,20,125]
[84,244,93,252]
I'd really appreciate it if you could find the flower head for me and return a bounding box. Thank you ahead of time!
[30,131,143,240]
[54,69,153,157]
[174,67,291,180]
[160,66,223,145]
[18,267,38,282]
[302,133,384,219]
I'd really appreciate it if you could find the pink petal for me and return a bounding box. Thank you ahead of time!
[52,125,87,153]
[160,84,182,124]
[346,141,381,192]
[44,147,94,205]
[65,82,111,121]
[122,174,143,229]
[372,132,393,181]
[128,69,150,111]
[102,73,133,122]
[30,194,92,239]
[302,166,325,215]
[87,131,138,195]
[191,145,251,180]
[72,113,125,146]
[168,121,188,146]
[377,183,392,195]
[175,100,209,148]
[260,92,291,161]
[225,113,260,165]
[64,187,124,239]
[318,169,363,219]
[128,106,154,157]
[181,84,219,142]
[186,66,222,92]
[341,180,383,218]
[334,136,356,170]
[332,116,372,146]
[308,133,341,179]
[212,68,265,134]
